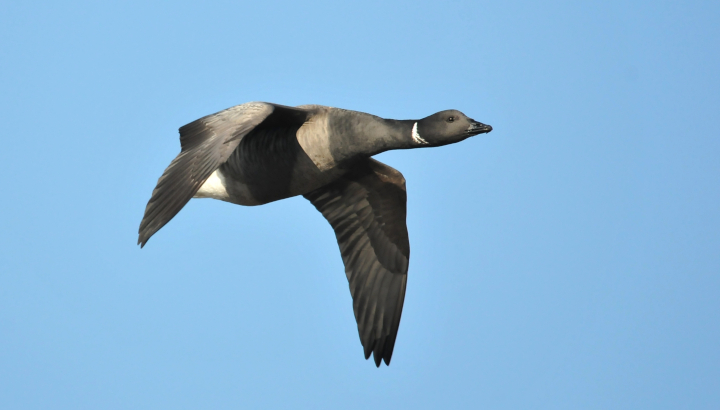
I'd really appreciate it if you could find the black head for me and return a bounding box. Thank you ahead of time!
[415,110,492,146]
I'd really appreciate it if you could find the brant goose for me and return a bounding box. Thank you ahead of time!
[138,102,492,366]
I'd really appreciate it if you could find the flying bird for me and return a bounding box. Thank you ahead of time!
[138,102,492,366]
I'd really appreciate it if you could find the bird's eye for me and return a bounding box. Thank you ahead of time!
[447,116,455,123]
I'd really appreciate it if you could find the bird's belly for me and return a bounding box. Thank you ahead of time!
[194,169,260,205]
[195,129,349,206]
[194,164,345,206]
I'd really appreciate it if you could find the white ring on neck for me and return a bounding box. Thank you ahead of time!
[412,122,429,145]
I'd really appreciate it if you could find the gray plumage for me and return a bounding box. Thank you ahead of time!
[138,102,492,366]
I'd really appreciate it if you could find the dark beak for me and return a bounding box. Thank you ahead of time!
[468,120,493,135]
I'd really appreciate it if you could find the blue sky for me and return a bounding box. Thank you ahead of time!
[1,1,718,409]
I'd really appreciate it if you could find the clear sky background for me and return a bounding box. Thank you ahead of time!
[1,1,718,409]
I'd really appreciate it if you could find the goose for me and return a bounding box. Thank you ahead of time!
[138,102,493,366]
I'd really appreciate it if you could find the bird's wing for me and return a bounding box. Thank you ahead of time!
[138,102,310,247]
[304,158,410,366]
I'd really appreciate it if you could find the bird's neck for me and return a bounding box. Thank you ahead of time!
[330,112,420,161]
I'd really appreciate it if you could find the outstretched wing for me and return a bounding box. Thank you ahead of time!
[138,102,309,247]
[304,159,410,366]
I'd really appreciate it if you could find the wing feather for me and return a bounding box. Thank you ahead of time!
[138,102,309,246]
[304,158,409,366]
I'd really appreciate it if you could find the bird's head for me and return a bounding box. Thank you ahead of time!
[413,110,492,146]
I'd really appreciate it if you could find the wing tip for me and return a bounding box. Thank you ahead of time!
[363,336,395,367]
[137,218,159,248]
[137,234,148,248]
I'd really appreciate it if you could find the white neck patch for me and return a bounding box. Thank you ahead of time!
[412,122,429,145]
